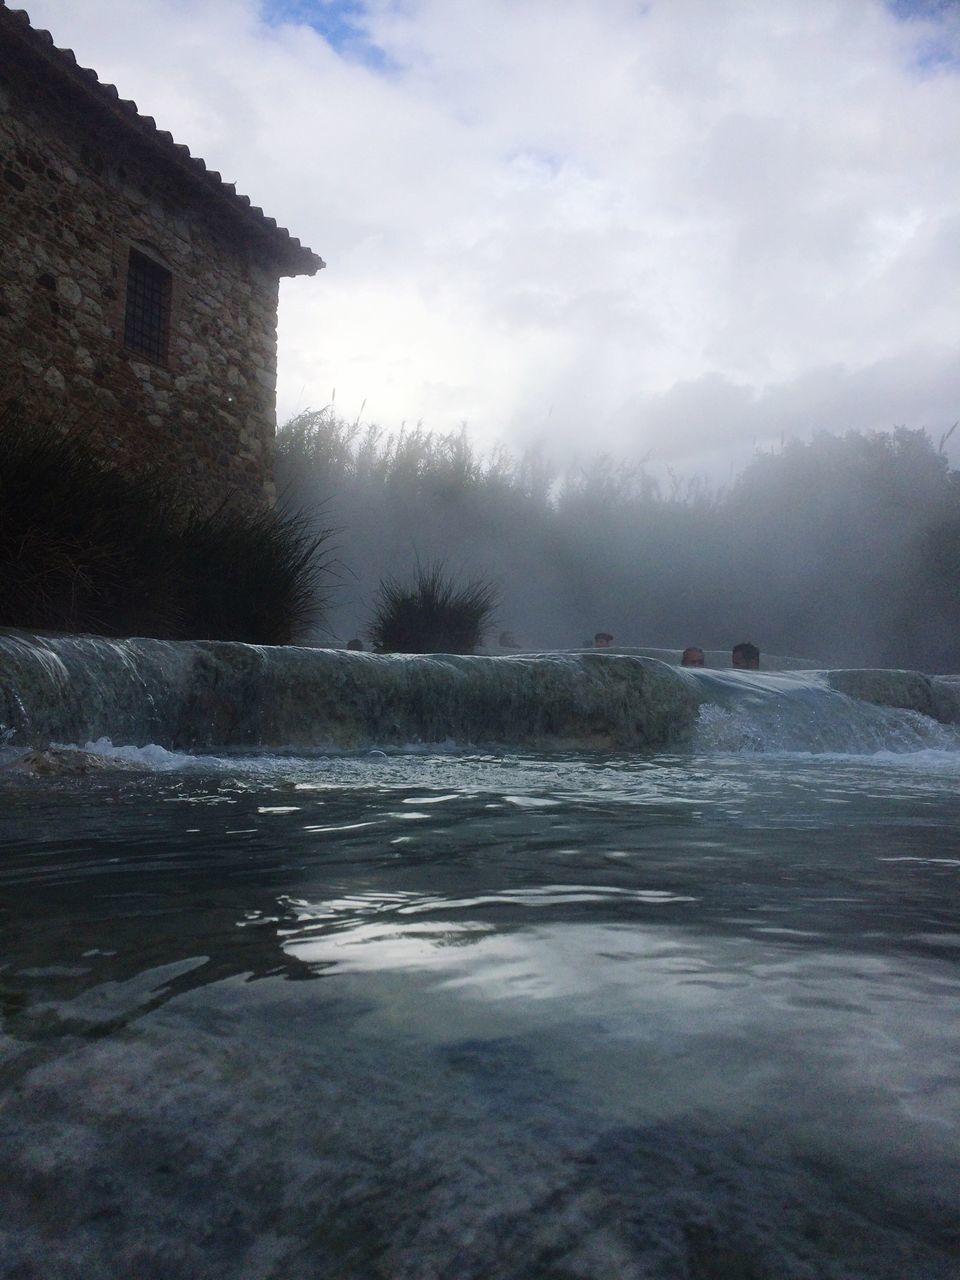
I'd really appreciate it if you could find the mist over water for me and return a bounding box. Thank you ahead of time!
[277,416,960,671]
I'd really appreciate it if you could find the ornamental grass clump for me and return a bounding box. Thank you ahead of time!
[367,559,499,654]
[178,500,335,644]
[0,410,335,644]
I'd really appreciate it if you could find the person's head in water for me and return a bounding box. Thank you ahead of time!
[346,637,364,651]
[681,646,705,667]
[732,642,760,670]
[594,632,614,648]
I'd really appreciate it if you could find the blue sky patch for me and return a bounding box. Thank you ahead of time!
[886,0,960,71]
[888,0,956,16]
[262,1,397,72]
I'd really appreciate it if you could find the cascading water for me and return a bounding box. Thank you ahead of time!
[1,631,959,757]
[687,668,960,753]
[2,630,959,1279]
[0,632,700,753]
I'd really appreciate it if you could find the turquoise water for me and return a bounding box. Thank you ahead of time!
[2,738,960,1278]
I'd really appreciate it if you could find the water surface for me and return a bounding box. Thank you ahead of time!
[1,737,959,1278]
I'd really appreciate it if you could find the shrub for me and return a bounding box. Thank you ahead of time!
[177,499,336,644]
[0,410,335,644]
[367,559,499,654]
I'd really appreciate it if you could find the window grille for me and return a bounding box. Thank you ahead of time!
[123,249,171,363]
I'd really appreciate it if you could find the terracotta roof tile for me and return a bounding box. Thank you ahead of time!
[0,2,325,277]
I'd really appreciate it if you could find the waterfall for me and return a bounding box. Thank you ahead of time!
[0,633,700,752]
[1,632,958,756]
[689,668,960,753]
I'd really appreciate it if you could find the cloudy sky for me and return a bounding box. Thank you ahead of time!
[25,0,960,474]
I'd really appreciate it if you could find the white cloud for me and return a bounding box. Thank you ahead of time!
[607,344,960,474]
[24,0,960,472]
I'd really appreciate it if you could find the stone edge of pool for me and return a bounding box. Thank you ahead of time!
[1,631,958,754]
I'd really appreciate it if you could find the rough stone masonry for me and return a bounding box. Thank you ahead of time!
[0,4,322,509]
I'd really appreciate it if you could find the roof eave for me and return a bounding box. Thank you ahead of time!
[1,4,325,276]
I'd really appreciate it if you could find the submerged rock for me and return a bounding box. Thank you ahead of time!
[4,747,113,776]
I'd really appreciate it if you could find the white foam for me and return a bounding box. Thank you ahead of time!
[43,737,468,776]
[77,737,199,770]
[693,698,960,757]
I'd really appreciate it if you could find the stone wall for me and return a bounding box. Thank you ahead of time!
[0,42,283,509]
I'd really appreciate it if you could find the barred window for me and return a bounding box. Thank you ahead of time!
[123,248,171,364]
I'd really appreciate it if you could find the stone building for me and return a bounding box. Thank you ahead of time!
[0,3,323,508]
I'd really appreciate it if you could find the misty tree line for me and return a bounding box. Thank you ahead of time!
[275,410,960,671]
